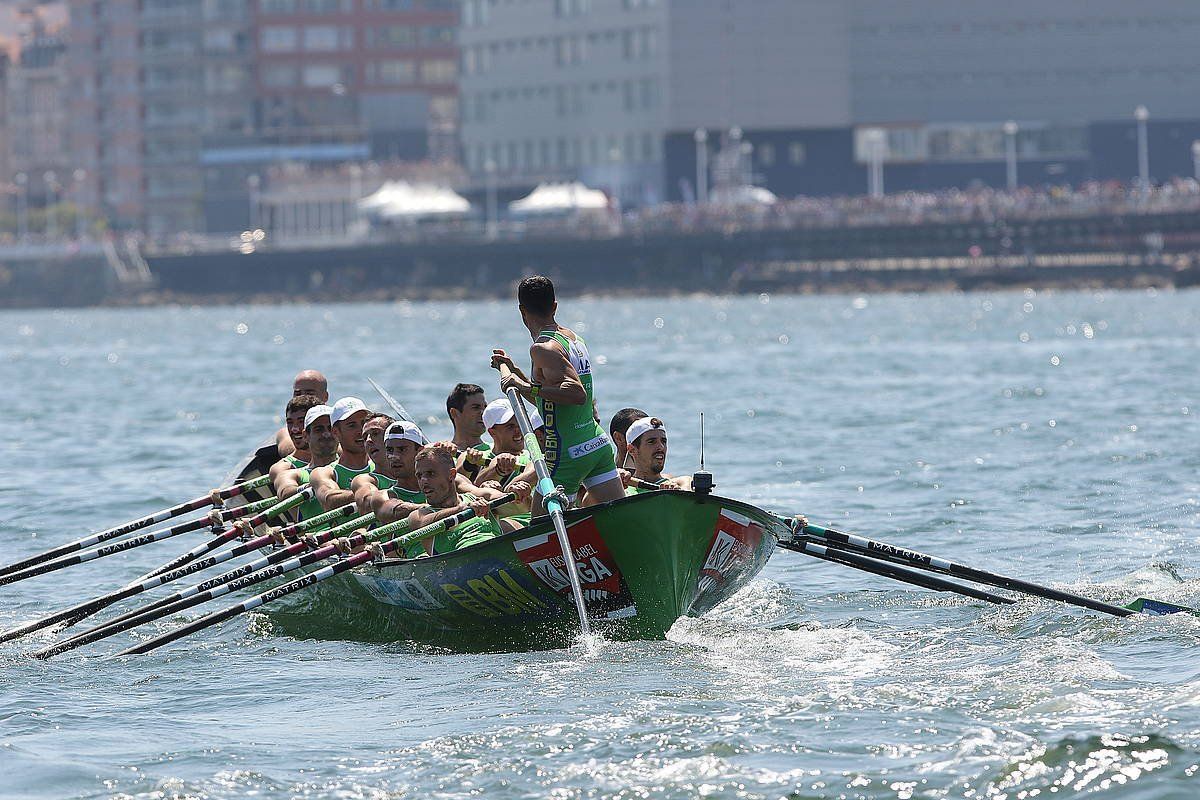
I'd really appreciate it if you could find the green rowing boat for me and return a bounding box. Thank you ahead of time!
[228,444,782,651]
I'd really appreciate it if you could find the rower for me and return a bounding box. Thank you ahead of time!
[491,275,624,510]
[446,382,491,481]
[474,398,545,518]
[362,413,397,467]
[407,445,529,556]
[275,369,330,458]
[609,407,648,469]
[272,403,338,524]
[268,394,323,491]
[621,416,693,493]
[310,396,375,511]
[355,420,427,520]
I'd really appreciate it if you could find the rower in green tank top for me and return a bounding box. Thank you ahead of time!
[271,402,340,529]
[406,446,530,556]
[268,393,325,497]
[446,383,493,482]
[476,397,542,519]
[491,275,625,509]
[356,421,433,559]
[310,396,376,512]
[619,416,693,495]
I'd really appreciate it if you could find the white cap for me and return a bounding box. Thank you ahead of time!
[626,416,664,446]
[483,398,545,431]
[384,420,424,446]
[330,396,370,426]
[303,404,333,429]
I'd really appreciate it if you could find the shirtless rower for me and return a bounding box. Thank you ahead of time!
[621,416,693,494]
[406,445,530,556]
[609,407,648,469]
[354,420,427,519]
[272,403,338,524]
[275,369,330,458]
[310,397,375,511]
[491,275,624,510]
[446,383,491,482]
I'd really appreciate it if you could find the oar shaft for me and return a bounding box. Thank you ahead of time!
[803,522,1134,618]
[500,374,592,638]
[0,474,271,578]
[40,513,379,655]
[779,539,1016,605]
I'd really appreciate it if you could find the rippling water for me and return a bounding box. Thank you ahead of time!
[3,289,1200,799]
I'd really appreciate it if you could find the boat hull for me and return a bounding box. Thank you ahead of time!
[264,491,782,651]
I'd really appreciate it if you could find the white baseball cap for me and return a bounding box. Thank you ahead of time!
[384,420,425,446]
[483,398,545,431]
[303,404,333,429]
[330,396,370,426]
[626,416,664,446]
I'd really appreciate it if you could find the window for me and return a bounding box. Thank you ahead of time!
[422,25,455,45]
[259,0,295,12]
[369,26,417,48]
[758,142,775,166]
[303,26,347,51]
[788,142,806,165]
[302,64,341,87]
[262,65,299,87]
[369,60,414,83]
[260,26,298,52]
[420,59,456,83]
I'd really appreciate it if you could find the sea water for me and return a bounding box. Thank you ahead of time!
[2,289,1199,799]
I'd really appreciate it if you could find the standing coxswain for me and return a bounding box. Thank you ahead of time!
[491,275,625,510]
[310,397,375,511]
[275,369,330,459]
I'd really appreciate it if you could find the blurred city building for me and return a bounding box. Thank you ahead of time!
[65,0,458,235]
[462,0,1200,206]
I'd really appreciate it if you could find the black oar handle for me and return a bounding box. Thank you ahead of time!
[803,522,1134,618]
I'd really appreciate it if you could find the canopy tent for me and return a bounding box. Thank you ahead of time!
[508,181,609,214]
[708,184,778,207]
[358,181,471,219]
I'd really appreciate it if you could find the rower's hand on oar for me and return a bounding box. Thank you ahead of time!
[490,349,516,372]
[617,469,633,489]
[509,480,532,503]
[467,497,492,519]
[463,447,490,467]
[479,480,503,491]
[492,452,519,475]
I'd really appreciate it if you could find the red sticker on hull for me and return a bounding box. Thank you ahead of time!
[514,518,638,620]
[698,509,764,594]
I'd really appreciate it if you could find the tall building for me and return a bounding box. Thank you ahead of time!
[460,0,1200,203]
[67,0,459,235]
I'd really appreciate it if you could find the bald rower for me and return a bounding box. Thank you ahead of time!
[310,397,375,511]
[276,369,330,458]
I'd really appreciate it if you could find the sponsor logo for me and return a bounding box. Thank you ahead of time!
[698,510,764,595]
[514,519,638,620]
[440,569,550,618]
[567,433,610,460]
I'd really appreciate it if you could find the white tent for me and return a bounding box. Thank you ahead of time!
[708,184,778,207]
[509,181,609,214]
[358,181,471,218]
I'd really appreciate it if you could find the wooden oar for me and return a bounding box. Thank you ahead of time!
[0,490,311,645]
[116,495,513,656]
[799,520,1196,618]
[0,474,272,578]
[777,538,1017,606]
[366,377,428,442]
[495,365,592,639]
[32,510,377,659]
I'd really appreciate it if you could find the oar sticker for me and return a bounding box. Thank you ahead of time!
[698,510,764,595]
[514,519,637,620]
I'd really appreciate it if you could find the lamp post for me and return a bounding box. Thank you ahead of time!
[1003,120,1019,192]
[14,172,27,241]
[484,158,497,240]
[863,128,886,198]
[693,128,708,205]
[1191,141,1200,182]
[1134,105,1150,194]
[72,168,87,238]
[43,170,58,239]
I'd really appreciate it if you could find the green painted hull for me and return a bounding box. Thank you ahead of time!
[264,491,782,651]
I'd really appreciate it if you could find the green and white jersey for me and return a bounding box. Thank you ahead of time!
[331,459,374,490]
[625,476,667,497]
[293,467,327,524]
[430,493,502,554]
[371,472,397,492]
[389,484,426,505]
[285,454,308,469]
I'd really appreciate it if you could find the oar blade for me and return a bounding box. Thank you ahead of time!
[1125,597,1200,617]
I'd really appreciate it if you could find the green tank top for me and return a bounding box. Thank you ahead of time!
[537,328,607,457]
[625,477,666,497]
[389,484,426,504]
[371,472,397,491]
[286,454,307,468]
[293,467,327,524]
[431,493,503,554]
[332,459,374,490]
